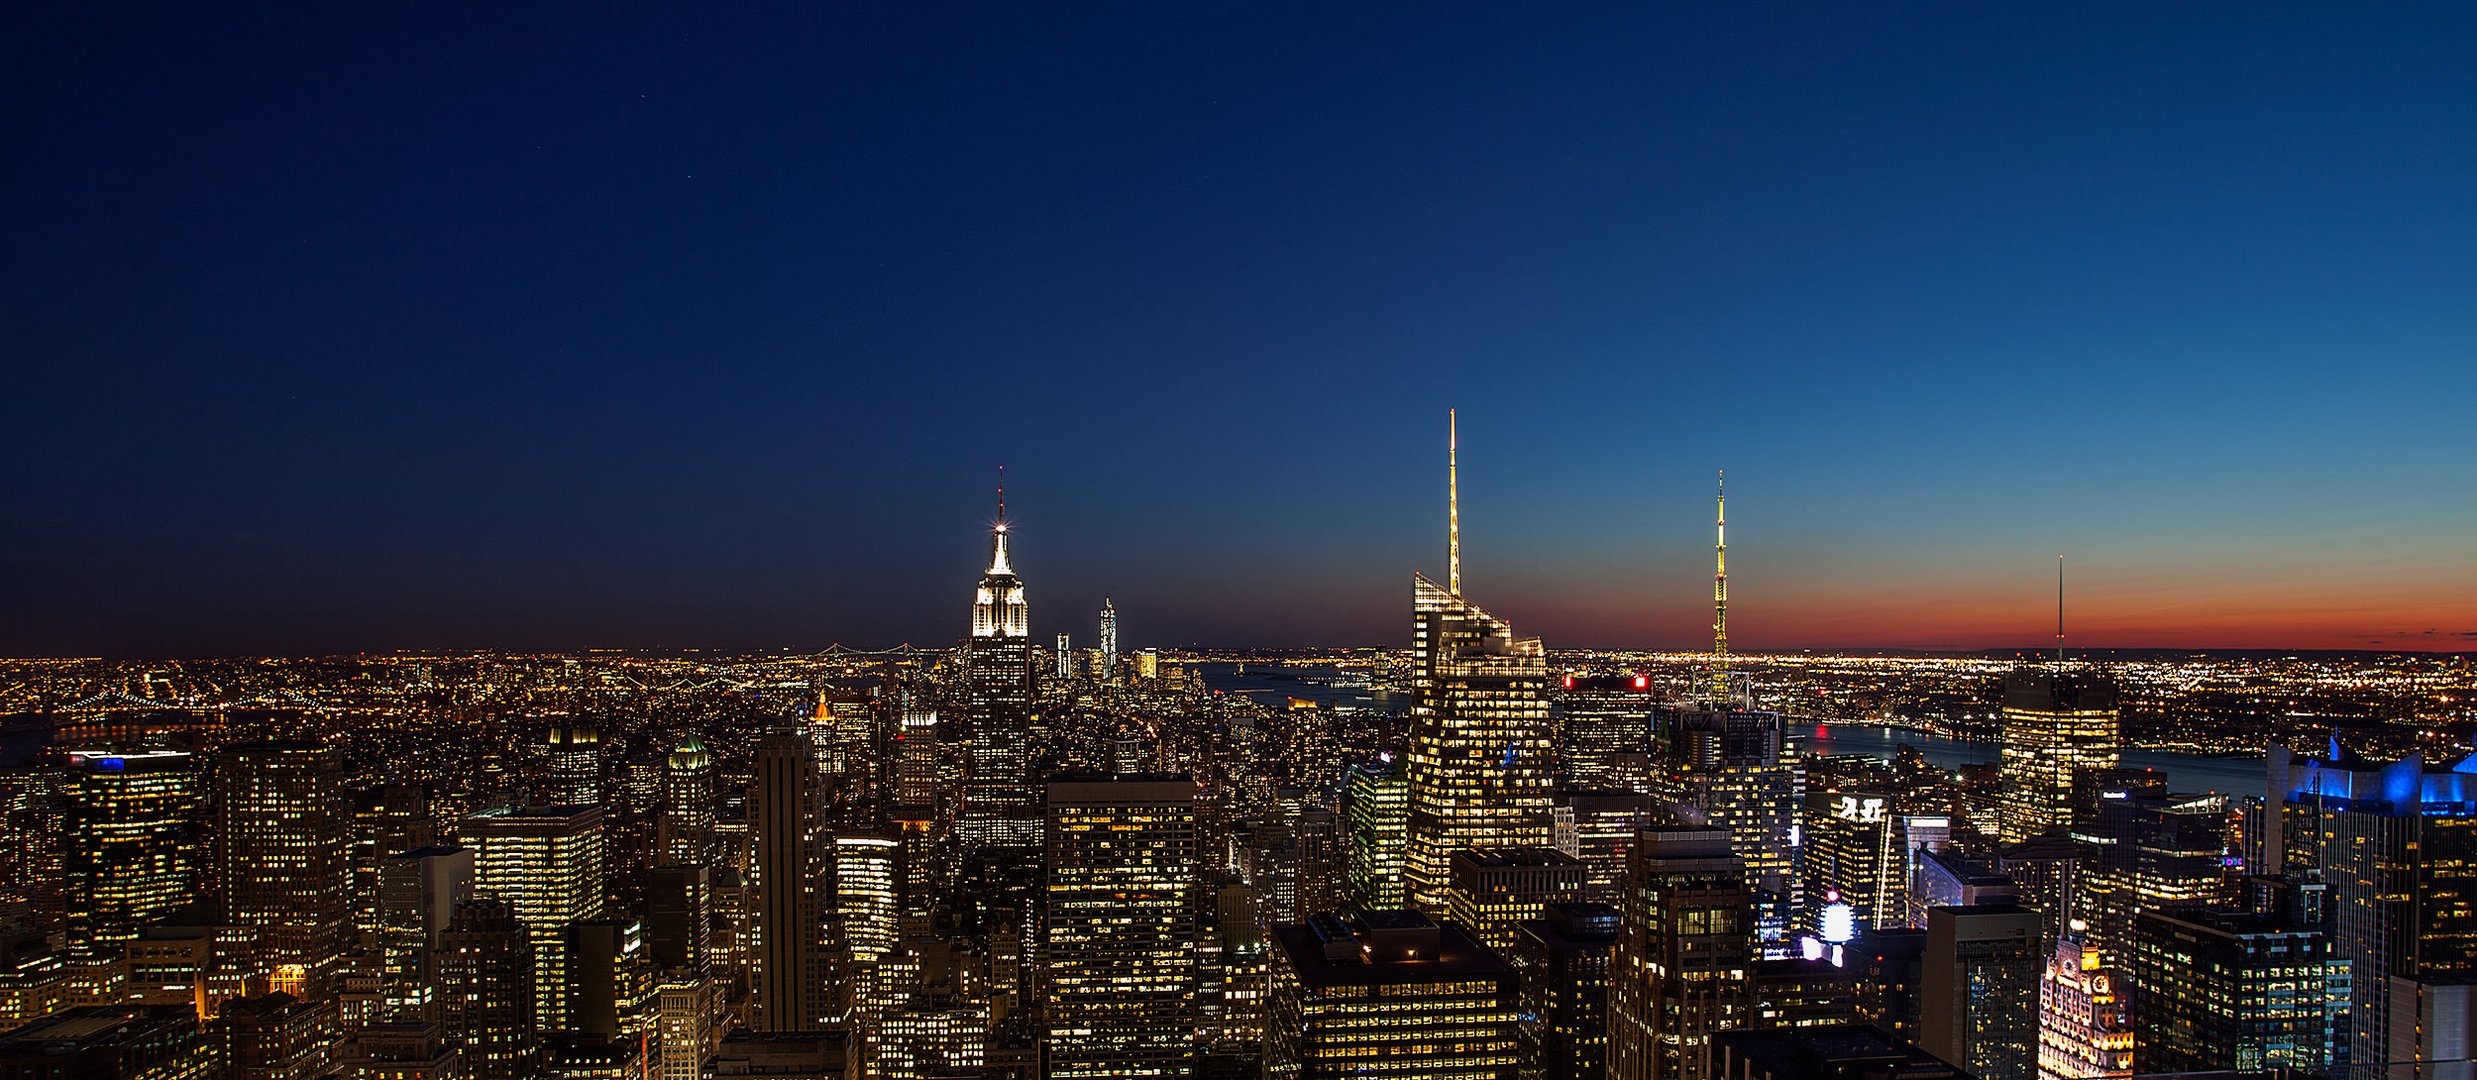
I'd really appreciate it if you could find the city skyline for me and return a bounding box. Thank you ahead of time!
[6,6,2474,656]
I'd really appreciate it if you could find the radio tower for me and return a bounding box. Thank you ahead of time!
[1712,470,1729,703]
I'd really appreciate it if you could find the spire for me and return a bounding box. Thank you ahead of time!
[2056,554,2065,664]
[988,466,1012,576]
[1448,408,1461,596]
[1713,470,1729,702]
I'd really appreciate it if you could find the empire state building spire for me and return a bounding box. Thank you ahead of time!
[972,468,1027,639]
[988,466,1013,576]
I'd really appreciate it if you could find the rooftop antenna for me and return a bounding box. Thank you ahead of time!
[1448,408,1461,596]
[2056,554,2065,664]
[986,465,1013,575]
[1714,470,1729,703]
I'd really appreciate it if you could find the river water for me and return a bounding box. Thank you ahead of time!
[1797,722,2268,799]
[1191,665,2268,799]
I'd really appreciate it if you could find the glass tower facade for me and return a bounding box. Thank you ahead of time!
[1996,669,2119,844]
[1401,574,1554,915]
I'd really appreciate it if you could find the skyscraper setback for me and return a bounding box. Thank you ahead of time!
[1401,411,1555,914]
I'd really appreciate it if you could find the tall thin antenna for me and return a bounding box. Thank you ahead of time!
[997,465,1007,523]
[1448,408,1461,596]
[1713,470,1729,703]
[2056,554,2065,664]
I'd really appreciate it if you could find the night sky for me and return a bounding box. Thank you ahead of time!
[5,5,2474,657]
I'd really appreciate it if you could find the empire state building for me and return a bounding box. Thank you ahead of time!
[960,500,1039,849]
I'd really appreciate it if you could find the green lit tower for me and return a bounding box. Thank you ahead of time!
[1712,470,1728,702]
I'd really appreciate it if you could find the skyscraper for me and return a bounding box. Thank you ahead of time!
[746,733,826,1033]
[660,736,715,869]
[1801,789,1902,938]
[1098,597,1118,683]
[1917,904,2042,1080]
[2267,744,2477,1079]
[62,749,200,954]
[465,804,607,1032]
[831,831,901,1026]
[1552,675,1657,794]
[962,488,1039,850]
[377,845,474,1022]
[1665,707,1803,948]
[2127,901,2343,1076]
[434,897,539,1080]
[541,722,603,808]
[1509,902,1619,1080]
[1995,669,2119,844]
[217,741,349,986]
[1608,829,1753,1080]
[1402,411,1554,914]
[894,709,941,811]
[1041,774,1199,1078]
[1342,758,1408,912]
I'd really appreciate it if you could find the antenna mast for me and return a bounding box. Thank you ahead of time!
[1713,470,1729,703]
[1448,408,1461,596]
[2056,554,2065,664]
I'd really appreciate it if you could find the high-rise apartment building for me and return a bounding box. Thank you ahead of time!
[1995,669,2119,844]
[962,506,1039,850]
[1266,911,1518,1080]
[465,804,607,1032]
[1041,774,1199,1078]
[434,897,538,1080]
[63,749,201,953]
[1608,829,1753,1080]
[217,741,349,984]
[746,733,826,1033]
[1917,903,2041,1080]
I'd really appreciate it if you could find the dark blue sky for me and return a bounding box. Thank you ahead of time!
[6,5,2474,656]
